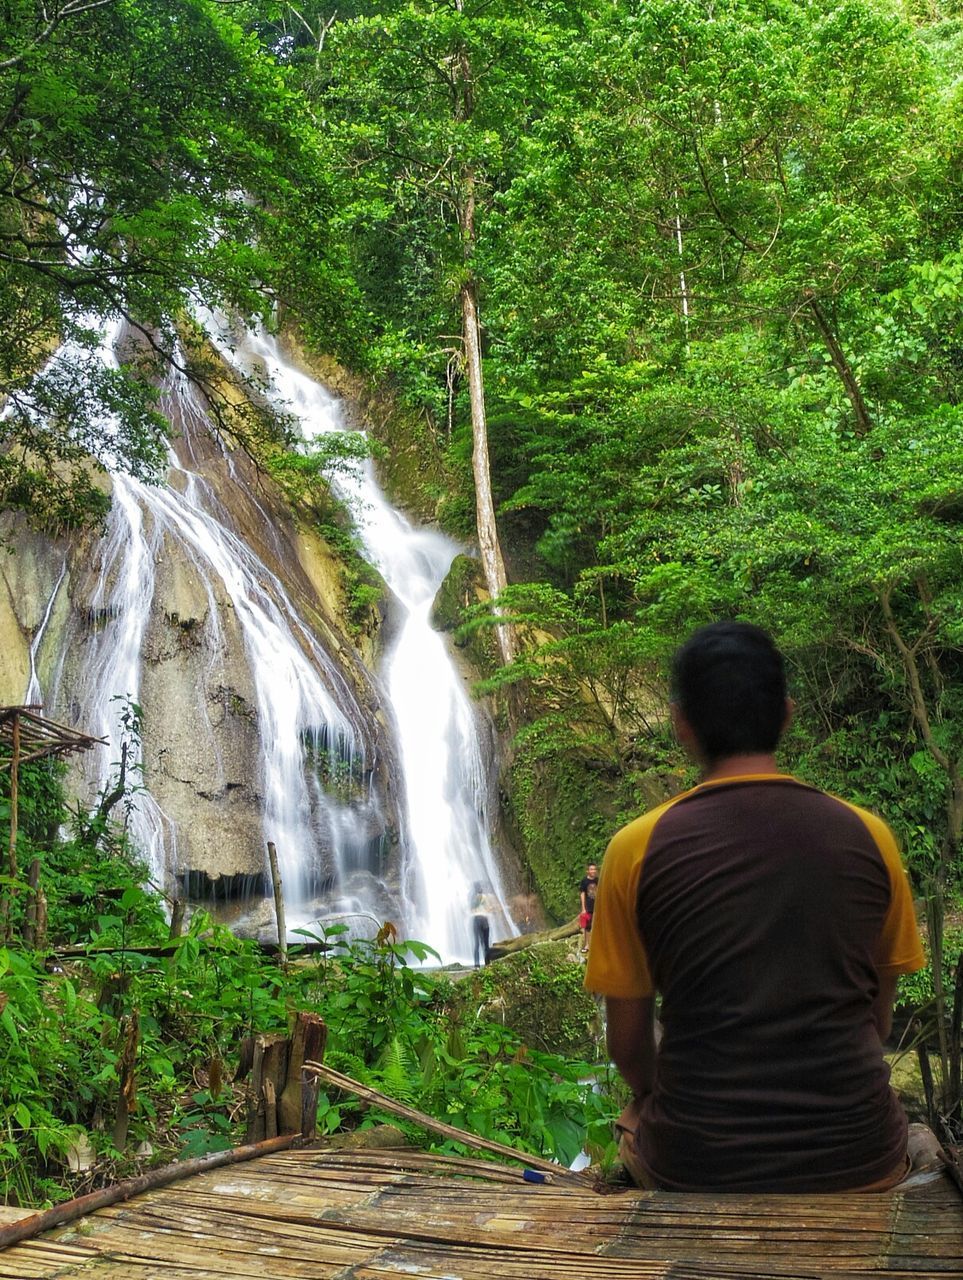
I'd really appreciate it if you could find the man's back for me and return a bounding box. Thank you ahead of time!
[587,773,923,1192]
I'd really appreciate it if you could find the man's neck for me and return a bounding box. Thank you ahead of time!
[700,753,781,783]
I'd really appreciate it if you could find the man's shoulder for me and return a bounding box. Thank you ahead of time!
[815,790,900,855]
[605,792,694,866]
[768,778,898,842]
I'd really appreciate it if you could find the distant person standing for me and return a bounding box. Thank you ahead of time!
[579,863,599,954]
[470,883,493,967]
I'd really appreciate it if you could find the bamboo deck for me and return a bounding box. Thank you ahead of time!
[1,1146,960,1279]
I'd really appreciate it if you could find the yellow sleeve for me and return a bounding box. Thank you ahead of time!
[851,807,925,976]
[584,804,673,999]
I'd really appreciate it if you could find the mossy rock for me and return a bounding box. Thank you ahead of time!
[507,752,620,922]
[886,1051,927,1122]
[447,939,603,1060]
[368,401,454,524]
[431,554,499,676]
[507,737,681,923]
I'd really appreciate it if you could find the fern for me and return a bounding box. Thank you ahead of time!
[375,1035,420,1104]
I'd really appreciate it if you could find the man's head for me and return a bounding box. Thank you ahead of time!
[586,863,598,880]
[670,622,789,765]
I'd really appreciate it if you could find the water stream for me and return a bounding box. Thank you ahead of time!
[207,321,516,961]
[29,318,515,962]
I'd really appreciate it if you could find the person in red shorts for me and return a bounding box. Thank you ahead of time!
[585,621,937,1192]
[579,863,598,954]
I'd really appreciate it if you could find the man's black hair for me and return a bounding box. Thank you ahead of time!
[671,622,787,763]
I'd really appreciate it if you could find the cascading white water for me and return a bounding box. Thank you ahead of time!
[29,319,175,881]
[151,368,379,917]
[76,467,177,883]
[34,323,384,920]
[26,314,517,962]
[208,321,518,962]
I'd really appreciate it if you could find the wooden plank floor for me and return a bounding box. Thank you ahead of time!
[1,1147,960,1279]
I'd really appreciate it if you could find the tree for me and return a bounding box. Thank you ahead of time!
[295,1,597,664]
[0,0,340,527]
[466,0,963,879]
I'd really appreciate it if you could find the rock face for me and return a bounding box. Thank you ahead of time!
[137,530,266,885]
[0,524,67,699]
[0,375,404,906]
[447,939,603,1060]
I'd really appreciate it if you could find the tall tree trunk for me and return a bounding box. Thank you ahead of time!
[2,711,21,942]
[454,21,516,667]
[460,271,515,665]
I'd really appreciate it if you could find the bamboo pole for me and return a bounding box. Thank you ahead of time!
[168,897,186,940]
[267,840,287,967]
[22,857,40,947]
[0,1133,298,1253]
[3,712,21,941]
[303,1061,596,1188]
[51,939,330,960]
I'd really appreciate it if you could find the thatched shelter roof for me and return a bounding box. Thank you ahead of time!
[0,706,104,771]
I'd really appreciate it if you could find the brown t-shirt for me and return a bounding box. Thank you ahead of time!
[585,774,925,1193]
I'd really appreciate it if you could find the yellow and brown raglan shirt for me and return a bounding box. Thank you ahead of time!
[585,774,925,1193]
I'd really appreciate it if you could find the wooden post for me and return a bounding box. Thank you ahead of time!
[238,1015,326,1142]
[3,712,21,941]
[246,1032,289,1144]
[266,841,287,967]
[34,887,47,951]
[263,1080,278,1139]
[113,1011,140,1152]
[279,1012,327,1137]
[168,897,186,940]
[22,857,41,947]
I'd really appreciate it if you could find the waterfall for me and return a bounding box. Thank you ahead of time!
[206,320,517,962]
[34,321,383,919]
[24,319,176,881]
[26,316,516,962]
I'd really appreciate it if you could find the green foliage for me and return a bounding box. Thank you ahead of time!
[0,947,101,1200]
[0,762,612,1204]
[315,932,613,1167]
[896,936,963,1012]
[0,0,346,528]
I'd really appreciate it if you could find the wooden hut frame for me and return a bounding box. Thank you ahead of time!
[0,706,105,940]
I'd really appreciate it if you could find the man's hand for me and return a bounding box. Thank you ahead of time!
[606,995,657,1101]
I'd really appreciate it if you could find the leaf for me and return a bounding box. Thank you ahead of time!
[1,1006,20,1046]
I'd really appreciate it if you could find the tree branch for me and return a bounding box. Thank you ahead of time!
[0,0,116,72]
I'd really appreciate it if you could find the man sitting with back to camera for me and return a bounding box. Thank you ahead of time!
[585,621,936,1192]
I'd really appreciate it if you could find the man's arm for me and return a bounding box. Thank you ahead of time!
[872,972,899,1043]
[606,996,657,1100]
